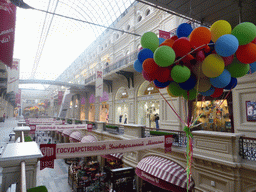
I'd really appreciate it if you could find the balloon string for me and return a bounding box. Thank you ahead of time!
[173,43,214,65]
[157,89,188,126]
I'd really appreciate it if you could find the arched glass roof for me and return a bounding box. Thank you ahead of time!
[14,0,135,87]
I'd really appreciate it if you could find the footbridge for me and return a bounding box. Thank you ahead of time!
[19,79,93,91]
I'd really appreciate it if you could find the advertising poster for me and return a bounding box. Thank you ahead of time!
[7,59,19,93]
[96,70,103,97]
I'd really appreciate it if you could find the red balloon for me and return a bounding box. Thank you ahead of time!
[142,58,160,74]
[156,67,171,82]
[142,70,157,81]
[160,39,175,47]
[172,37,192,57]
[222,55,234,66]
[252,37,256,44]
[210,88,223,98]
[189,27,211,49]
[139,47,143,51]
[170,35,178,41]
[236,43,256,64]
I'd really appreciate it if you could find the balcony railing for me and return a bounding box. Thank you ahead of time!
[239,136,256,161]
[143,127,187,147]
[84,51,138,84]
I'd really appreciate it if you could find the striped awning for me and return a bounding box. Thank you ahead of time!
[62,129,73,136]
[136,156,194,192]
[69,131,82,142]
[101,153,123,161]
[57,130,63,133]
[81,135,97,143]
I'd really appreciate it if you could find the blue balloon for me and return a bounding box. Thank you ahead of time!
[210,69,231,88]
[134,59,143,73]
[159,37,165,45]
[224,77,237,90]
[248,62,256,74]
[179,75,196,90]
[138,48,153,64]
[153,79,171,88]
[176,23,193,38]
[215,34,239,57]
[200,87,215,96]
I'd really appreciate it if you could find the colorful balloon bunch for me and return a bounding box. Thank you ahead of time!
[134,21,256,100]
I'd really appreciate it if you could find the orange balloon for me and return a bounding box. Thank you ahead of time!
[160,39,175,47]
[142,58,160,74]
[236,43,256,64]
[189,27,211,49]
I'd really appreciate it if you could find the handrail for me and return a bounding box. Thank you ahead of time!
[20,131,27,192]
[20,161,26,192]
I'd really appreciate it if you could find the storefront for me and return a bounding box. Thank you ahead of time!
[136,156,195,192]
[99,91,109,122]
[89,94,95,122]
[191,91,233,132]
[80,96,86,120]
[137,81,160,128]
[115,87,129,124]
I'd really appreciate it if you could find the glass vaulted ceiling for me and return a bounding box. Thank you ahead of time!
[15,0,135,85]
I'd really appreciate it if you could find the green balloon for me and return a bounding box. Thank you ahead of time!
[182,89,197,100]
[226,58,250,77]
[154,46,176,67]
[231,22,256,45]
[168,82,186,96]
[141,32,159,52]
[171,65,191,83]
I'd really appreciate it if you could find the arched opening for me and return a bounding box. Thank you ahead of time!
[115,87,129,124]
[137,81,159,128]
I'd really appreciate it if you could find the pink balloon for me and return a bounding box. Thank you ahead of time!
[222,55,234,66]
[196,50,205,62]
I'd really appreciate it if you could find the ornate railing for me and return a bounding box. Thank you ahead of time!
[84,51,138,84]
[239,136,256,161]
[143,127,187,147]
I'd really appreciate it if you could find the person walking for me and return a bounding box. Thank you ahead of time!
[3,113,5,122]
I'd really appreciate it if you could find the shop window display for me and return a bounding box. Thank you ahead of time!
[115,104,129,124]
[100,103,109,122]
[138,101,159,128]
[88,104,95,122]
[192,99,233,132]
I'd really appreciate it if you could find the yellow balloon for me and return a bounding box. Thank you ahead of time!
[202,54,225,78]
[210,20,232,42]
[196,77,211,92]
[166,87,178,97]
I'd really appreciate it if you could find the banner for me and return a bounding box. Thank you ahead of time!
[35,124,87,131]
[7,59,19,93]
[58,91,63,105]
[15,88,21,107]
[159,30,170,39]
[0,1,16,68]
[27,118,55,125]
[55,136,164,159]
[164,135,173,153]
[95,70,103,97]
[40,144,56,170]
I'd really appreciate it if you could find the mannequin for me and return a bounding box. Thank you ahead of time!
[124,113,127,124]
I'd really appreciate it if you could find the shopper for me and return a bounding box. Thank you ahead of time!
[155,114,159,130]
[3,113,5,122]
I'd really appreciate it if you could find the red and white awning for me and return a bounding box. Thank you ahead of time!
[101,153,123,161]
[81,135,97,143]
[62,129,73,136]
[69,131,82,142]
[136,156,195,192]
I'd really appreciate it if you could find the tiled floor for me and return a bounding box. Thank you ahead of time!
[0,118,72,192]
[36,159,72,192]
